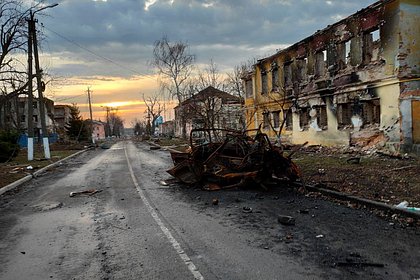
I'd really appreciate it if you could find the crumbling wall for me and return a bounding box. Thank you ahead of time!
[245,0,420,153]
[290,98,350,146]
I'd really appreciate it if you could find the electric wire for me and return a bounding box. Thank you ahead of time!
[43,26,157,81]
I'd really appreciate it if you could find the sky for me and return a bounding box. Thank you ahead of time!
[34,0,375,126]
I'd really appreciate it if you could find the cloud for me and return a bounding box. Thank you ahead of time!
[29,0,375,123]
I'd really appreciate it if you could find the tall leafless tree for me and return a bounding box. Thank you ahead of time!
[151,36,195,138]
[196,59,224,91]
[0,0,50,130]
[142,92,163,136]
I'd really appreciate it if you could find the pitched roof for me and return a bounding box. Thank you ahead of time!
[181,86,241,105]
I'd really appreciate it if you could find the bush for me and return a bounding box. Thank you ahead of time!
[0,130,20,163]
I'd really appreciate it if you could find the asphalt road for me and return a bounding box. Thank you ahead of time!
[0,140,419,280]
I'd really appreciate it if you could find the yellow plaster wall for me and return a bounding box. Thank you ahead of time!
[377,82,401,142]
[290,99,350,146]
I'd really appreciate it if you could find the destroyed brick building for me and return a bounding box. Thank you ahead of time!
[243,0,419,154]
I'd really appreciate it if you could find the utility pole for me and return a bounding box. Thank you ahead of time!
[26,4,58,161]
[26,13,34,161]
[31,11,50,159]
[87,87,95,145]
[105,106,110,137]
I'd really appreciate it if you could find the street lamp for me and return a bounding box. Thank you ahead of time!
[26,3,58,161]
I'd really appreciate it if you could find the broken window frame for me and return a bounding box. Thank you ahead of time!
[299,107,310,131]
[314,51,326,78]
[261,69,268,95]
[284,109,293,131]
[315,105,328,130]
[271,62,279,91]
[360,99,380,126]
[262,111,270,129]
[337,103,353,130]
[272,110,280,129]
[283,61,293,88]
[296,57,308,83]
[363,27,381,63]
[345,40,351,65]
[245,78,253,98]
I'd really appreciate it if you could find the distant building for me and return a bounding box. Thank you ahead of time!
[53,104,72,139]
[54,105,71,128]
[91,120,106,140]
[174,86,243,138]
[2,96,55,138]
[243,0,420,153]
[160,120,175,137]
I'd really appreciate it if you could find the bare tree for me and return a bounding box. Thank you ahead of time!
[151,36,195,138]
[142,92,163,136]
[0,0,52,130]
[0,0,31,129]
[196,59,224,91]
[109,111,124,137]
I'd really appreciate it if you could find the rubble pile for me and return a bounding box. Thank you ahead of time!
[167,128,301,190]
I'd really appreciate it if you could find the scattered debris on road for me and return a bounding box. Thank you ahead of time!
[167,128,301,190]
[69,189,102,197]
[277,215,295,225]
[32,202,63,211]
[242,206,253,213]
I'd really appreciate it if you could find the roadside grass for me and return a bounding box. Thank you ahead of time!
[0,147,81,189]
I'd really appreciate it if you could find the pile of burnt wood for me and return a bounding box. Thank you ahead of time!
[167,128,301,190]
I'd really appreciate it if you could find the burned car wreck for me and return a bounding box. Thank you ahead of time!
[167,128,301,190]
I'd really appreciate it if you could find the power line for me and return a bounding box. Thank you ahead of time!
[43,26,157,81]
[55,93,86,102]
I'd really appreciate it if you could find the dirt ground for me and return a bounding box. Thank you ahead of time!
[292,145,420,208]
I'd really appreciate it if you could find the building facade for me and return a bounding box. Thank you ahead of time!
[2,96,55,137]
[174,86,243,138]
[91,120,106,141]
[244,0,419,153]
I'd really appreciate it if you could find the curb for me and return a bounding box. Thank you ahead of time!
[302,184,420,219]
[0,149,89,196]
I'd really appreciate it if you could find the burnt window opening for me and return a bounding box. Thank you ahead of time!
[33,102,37,109]
[284,110,293,131]
[261,70,268,94]
[20,115,25,122]
[262,111,270,129]
[271,62,279,90]
[296,58,308,82]
[315,106,328,130]
[299,107,310,131]
[337,103,353,129]
[363,28,381,63]
[33,115,38,123]
[272,111,280,128]
[19,101,25,109]
[345,40,351,65]
[286,88,294,98]
[283,62,293,88]
[245,79,253,98]
[361,99,380,126]
[314,51,326,78]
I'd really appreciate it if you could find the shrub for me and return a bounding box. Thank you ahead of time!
[0,130,20,162]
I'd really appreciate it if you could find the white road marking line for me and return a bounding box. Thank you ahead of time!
[125,147,204,280]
